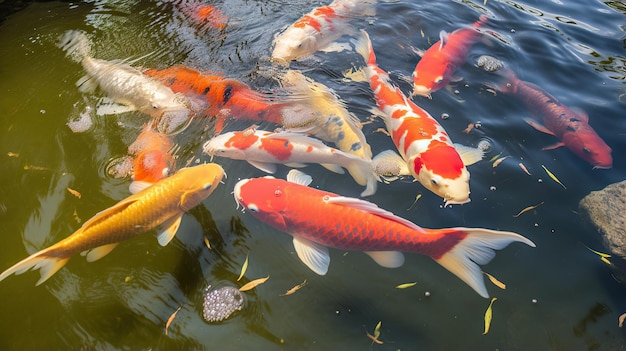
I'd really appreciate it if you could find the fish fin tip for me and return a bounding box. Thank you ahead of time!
[454,143,485,166]
[320,163,345,174]
[85,243,119,262]
[365,251,405,268]
[292,237,330,275]
[542,142,565,150]
[438,30,448,49]
[0,250,70,286]
[158,215,183,246]
[286,169,312,186]
[129,181,152,194]
[524,118,554,135]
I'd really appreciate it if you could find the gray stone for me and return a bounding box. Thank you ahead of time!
[579,180,626,258]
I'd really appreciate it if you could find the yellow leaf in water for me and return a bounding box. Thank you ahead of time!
[239,275,270,292]
[7,152,19,157]
[513,201,544,218]
[519,162,532,175]
[492,156,510,168]
[483,298,497,335]
[280,279,308,296]
[373,321,382,339]
[203,237,211,250]
[237,254,248,281]
[601,256,612,265]
[482,272,506,290]
[619,313,626,328]
[541,165,566,189]
[395,282,417,289]
[364,322,384,345]
[489,152,503,163]
[406,194,422,211]
[583,244,611,258]
[67,187,82,199]
[165,305,183,336]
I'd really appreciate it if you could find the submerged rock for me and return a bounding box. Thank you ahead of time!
[202,284,245,322]
[579,180,626,259]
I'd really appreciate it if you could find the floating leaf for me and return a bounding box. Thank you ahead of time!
[463,123,475,134]
[395,282,417,289]
[7,152,19,157]
[406,194,422,211]
[541,165,566,189]
[203,237,211,250]
[239,275,270,292]
[165,305,183,335]
[489,152,503,163]
[583,244,611,258]
[237,254,248,281]
[619,313,626,328]
[373,321,382,339]
[601,256,612,265]
[483,272,506,290]
[67,187,82,199]
[483,297,497,335]
[280,279,307,296]
[518,162,532,175]
[364,322,384,345]
[492,156,510,168]
[513,201,544,218]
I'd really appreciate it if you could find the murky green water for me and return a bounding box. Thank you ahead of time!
[0,0,625,350]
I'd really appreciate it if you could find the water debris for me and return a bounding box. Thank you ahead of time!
[395,282,417,289]
[203,237,211,250]
[463,123,475,134]
[619,313,626,328]
[66,187,82,199]
[492,156,510,168]
[374,127,391,137]
[476,55,504,72]
[72,208,81,223]
[519,162,532,175]
[513,201,544,218]
[7,152,19,158]
[280,279,308,296]
[165,305,183,335]
[237,254,249,281]
[406,194,422,211]
[482,272,506,290]
[489,152,502,163]
[483,298,497,335]
[203,285,245,322]
[583,244,612,265]
[541,165,566,189]
[365,321,383,345]
[239,275,270,292]
[23,165,49,171]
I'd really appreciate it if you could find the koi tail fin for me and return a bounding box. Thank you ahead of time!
[433,227,535,298]
[0,249,70,286]
[353,29,377,67]
[345,158,379,197]
[57,30,92,63]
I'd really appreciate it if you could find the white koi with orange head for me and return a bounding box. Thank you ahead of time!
[354,30,471,205]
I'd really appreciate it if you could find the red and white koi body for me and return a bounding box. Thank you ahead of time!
[271,0,376,64]
[354,30,471,205]
[127,123,176,193]
[234,170,535,298]
[203,128,377,196]
[412,15,487,98]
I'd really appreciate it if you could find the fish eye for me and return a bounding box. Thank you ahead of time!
[152,104,159,109]
[582,147,592,154]
[434,76,443,83]
[431,178,439,186]
[247,204,259,213]
[203,183,212,191]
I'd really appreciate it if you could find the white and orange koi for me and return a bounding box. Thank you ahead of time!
[0,164,224,285]
[354,30,480,205]
[271,0,377,64]
[203,128,378,196]
[127,123,176,193]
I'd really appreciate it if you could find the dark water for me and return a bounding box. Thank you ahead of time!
[0,0,625,350]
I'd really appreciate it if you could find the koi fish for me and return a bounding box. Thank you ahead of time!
[271,0,377,64]
[175,0,228,30]
[127,123,176,193]
[234,170,535,298]
[354,30,480,205]
[144,65,285,133]
[0,163,224,285]
[412,15,487,98]
[277,69,373,161]
[495,68,612,169]
[57,30,194,134]
[203,128,378,197]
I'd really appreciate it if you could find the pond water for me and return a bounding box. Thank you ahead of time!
[0,0,624,350]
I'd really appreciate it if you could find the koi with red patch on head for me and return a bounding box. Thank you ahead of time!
[204,128,379,197]
[354,30,472,205]
[412,15,487,98]
[127,123,176,193]
[271,0,377,64]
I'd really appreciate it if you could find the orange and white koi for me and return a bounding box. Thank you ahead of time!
[354,30,477,205]
[57,31,194,134]
[271,0,377,64]
[175,0,228,30]
[412,15,488,98]
[127,123,176,193]
[0,164,224,286]
[203,128,378,196]
[234,170,535,298]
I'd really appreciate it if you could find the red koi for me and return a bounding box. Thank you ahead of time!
[144,65,285,133]
[128,123,175,193]
[496,69,612,168]
[354,30,472,205]
[175,0,228,30]
[412,15,488,98]
[234,170,535,298]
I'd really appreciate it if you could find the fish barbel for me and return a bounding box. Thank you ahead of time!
[0,163,224,285]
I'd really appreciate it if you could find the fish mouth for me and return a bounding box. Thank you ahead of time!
[443,197,471,208]
[232,179,249,210]
[411,85,432,99]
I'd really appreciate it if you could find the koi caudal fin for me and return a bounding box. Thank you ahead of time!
[433,228,535,298]
[0,250,70,286]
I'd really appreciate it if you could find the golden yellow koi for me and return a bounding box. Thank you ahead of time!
[0,163,224,285]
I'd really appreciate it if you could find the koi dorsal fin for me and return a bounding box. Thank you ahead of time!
[438,30,449,50]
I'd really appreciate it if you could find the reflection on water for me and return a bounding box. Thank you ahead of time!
[0,0,625,350]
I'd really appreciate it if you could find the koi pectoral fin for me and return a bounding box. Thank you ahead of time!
[84,243,119,262]
[365,251,405,268]
[524,118,555,135]
[293,237,330,275]
[542,142,565,150]
[157,214,183,246]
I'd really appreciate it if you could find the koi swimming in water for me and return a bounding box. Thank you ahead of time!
[234,170,535,298]
[0,163,224,285]
[127,123,177,193]
[354,30,483,205]
[203,128,378,197]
